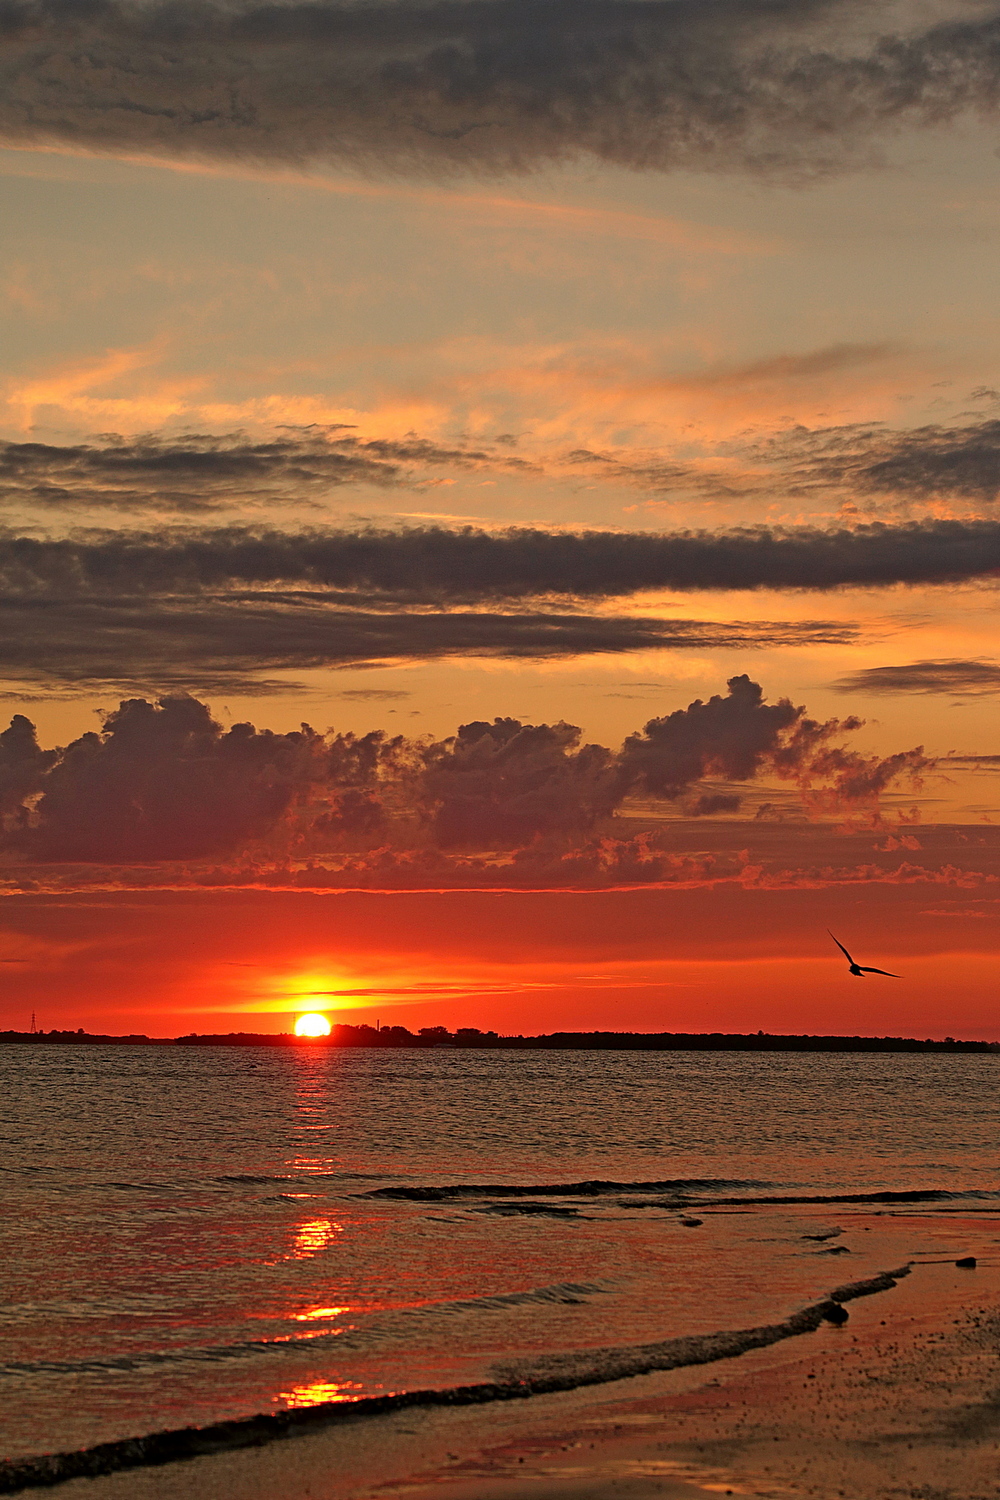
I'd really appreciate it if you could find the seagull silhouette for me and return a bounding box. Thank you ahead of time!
[827,930,900,978]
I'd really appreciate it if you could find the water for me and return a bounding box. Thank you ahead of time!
[2,1044,999,1461]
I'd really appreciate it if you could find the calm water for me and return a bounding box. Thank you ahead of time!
[2,1044,999,1460]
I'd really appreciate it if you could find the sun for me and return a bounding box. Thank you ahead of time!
[294,1013,332,1038]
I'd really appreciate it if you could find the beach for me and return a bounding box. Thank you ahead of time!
[27,1256,999,1500]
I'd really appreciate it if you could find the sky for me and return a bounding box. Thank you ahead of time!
[1,0,1000,1038]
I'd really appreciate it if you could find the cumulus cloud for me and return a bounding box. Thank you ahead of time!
[0,713,56,825]
[833,660,1000,695]
[621,674,804,799]
[622,674,929,819]
[2,695,402,861]
[422,718,622,848]
[0,677,928,868]
[2,0,1000,179]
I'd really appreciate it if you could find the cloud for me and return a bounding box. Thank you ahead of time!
[753,417,1000,504]
[10,514,1000,692]
[0,712,56,823]
[621,674,803,799]
[0,430,536,516]
[422,718,622,848]
[833,660,1000,696]
[4,519,1000,604]
[12,413,1000,522]
[337,688,411,701]
[0,593,856,695]
[6,694,401,861]
[2,845,994,895]
[0,677,927,867]
[621,674,929,819]
[3,0,1000,179]
[687,792,743,816]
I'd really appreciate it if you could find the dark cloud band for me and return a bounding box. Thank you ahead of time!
[3,0,1000,177]
[0,597,853,694]
[2,519,999,602]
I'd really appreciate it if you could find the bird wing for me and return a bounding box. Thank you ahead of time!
[827,930,856,964]
[858,967,901,978]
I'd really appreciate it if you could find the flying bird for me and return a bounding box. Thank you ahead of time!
[827,931,900,978]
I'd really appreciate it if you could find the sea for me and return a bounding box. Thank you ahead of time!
[2,1043,999,1465]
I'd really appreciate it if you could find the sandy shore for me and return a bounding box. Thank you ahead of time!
[36,1252,1000,1500]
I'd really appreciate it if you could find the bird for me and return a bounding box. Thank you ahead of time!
[827,930,900,978]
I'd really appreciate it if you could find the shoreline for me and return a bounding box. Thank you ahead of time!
[28,1255,999,1500]
[0,1263,923,1495]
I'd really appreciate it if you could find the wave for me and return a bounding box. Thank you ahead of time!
[0,1266,910,1494]
[0,1283,606,1380]
[370,1180,1000,1208]
[408,1281,606,1316]
[369,1178,770,1201]
[670,1188,1000,1208]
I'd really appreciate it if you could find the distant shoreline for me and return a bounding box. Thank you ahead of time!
[1,1026,996,1053]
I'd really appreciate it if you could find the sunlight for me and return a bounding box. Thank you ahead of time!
[294,1012,332,1037]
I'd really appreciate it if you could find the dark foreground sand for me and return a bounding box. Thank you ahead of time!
[44,1257,1000,1500]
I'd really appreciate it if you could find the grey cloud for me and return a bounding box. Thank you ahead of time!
[833,659,1000,695]
[13,417,1000,519]
[756,418,1000,503]
[3,520,1000,602]
[0,595,853,694]
[0,431,531,515]
[3,0,1000,178]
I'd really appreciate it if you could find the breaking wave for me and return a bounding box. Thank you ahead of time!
[370,1180,1000,1208]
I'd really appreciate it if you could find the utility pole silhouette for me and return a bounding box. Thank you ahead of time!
[29,1012,37,1034]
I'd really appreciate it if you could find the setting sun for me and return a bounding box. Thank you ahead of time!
[294,1013,332,1038]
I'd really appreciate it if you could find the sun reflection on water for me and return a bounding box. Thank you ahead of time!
[292,1305,350,1322]
[275,1380,364,1409]
[293,1218,342,1257]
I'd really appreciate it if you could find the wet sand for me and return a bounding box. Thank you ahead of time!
[30,1256,1000,1500]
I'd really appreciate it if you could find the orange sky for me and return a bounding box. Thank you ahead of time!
[2,2,1000,1039]
[3,879,998,1041]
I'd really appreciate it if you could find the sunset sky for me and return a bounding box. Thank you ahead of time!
[1,0,1000,1038]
